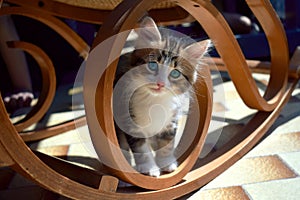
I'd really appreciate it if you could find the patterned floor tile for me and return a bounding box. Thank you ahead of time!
[244,177,300,200]
[279,152,300,175]
[33,129,82,148]
[76,125,93,143]
[37,145,70,157]
[67,142,95,157]
[225,89,240,101]
[45,112,77,127]
[203,155,297,189]
[1,62,299,199]
[211,82,254,121]
[190,186,250,200]
[224,101,256,121]
[246,132,300,157]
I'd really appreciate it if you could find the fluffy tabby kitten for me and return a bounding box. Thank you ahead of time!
[113,16,209,177]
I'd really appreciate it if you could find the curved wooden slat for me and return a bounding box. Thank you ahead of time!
[0,7,88,140]
[84,0,214,189]
[20,116,86,142]
[208,57,300,79]
[0,6,89,58]
[180,0,288,111]
[246,0,289,103]
[246,0,289,100]
[0,95,118,199]
[85,46,212,189]
[6,41,56,132]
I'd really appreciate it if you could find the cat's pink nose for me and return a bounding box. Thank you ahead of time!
[157,82,165,89]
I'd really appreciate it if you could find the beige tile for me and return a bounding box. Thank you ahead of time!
[204,155,297,189]
[224,103,256,120]
[244,178,300,200]
[76,125,93,143]
[190,186,250,200]
[45,112,76,127]
[67,142,95,157]
[35,128,82,148]
[252,73,270,83]
[37,145,69,157]
[221,80,269,121]
[225,90,240,101]
[246,132,300,157]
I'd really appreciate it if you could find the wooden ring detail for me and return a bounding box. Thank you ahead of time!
[84,29,212,189]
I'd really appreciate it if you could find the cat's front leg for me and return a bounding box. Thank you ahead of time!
[126,135,161,177]
[153,130,178,173]
[117,130,133,165]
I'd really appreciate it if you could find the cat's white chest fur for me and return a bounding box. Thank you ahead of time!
[130,89,182,137]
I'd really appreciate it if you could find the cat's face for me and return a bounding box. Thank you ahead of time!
[128,16,210,96]
[130,47,196,95]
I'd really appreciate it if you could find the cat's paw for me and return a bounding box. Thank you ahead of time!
[162,162,178,173]
[148,166,161,177]
[136,163,161,177]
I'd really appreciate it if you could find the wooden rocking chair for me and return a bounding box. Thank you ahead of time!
[0,0,299,199]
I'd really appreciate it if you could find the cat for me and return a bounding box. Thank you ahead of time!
[113,16,210,177]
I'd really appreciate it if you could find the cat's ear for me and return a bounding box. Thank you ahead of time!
[182,39,211,61]
[134,16,162,48]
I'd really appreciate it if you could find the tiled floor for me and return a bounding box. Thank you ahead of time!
[0,72,299,199]
[188,79,300,200]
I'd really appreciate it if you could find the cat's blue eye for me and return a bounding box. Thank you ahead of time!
[148,61,158,72]
[170,69,181,79]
